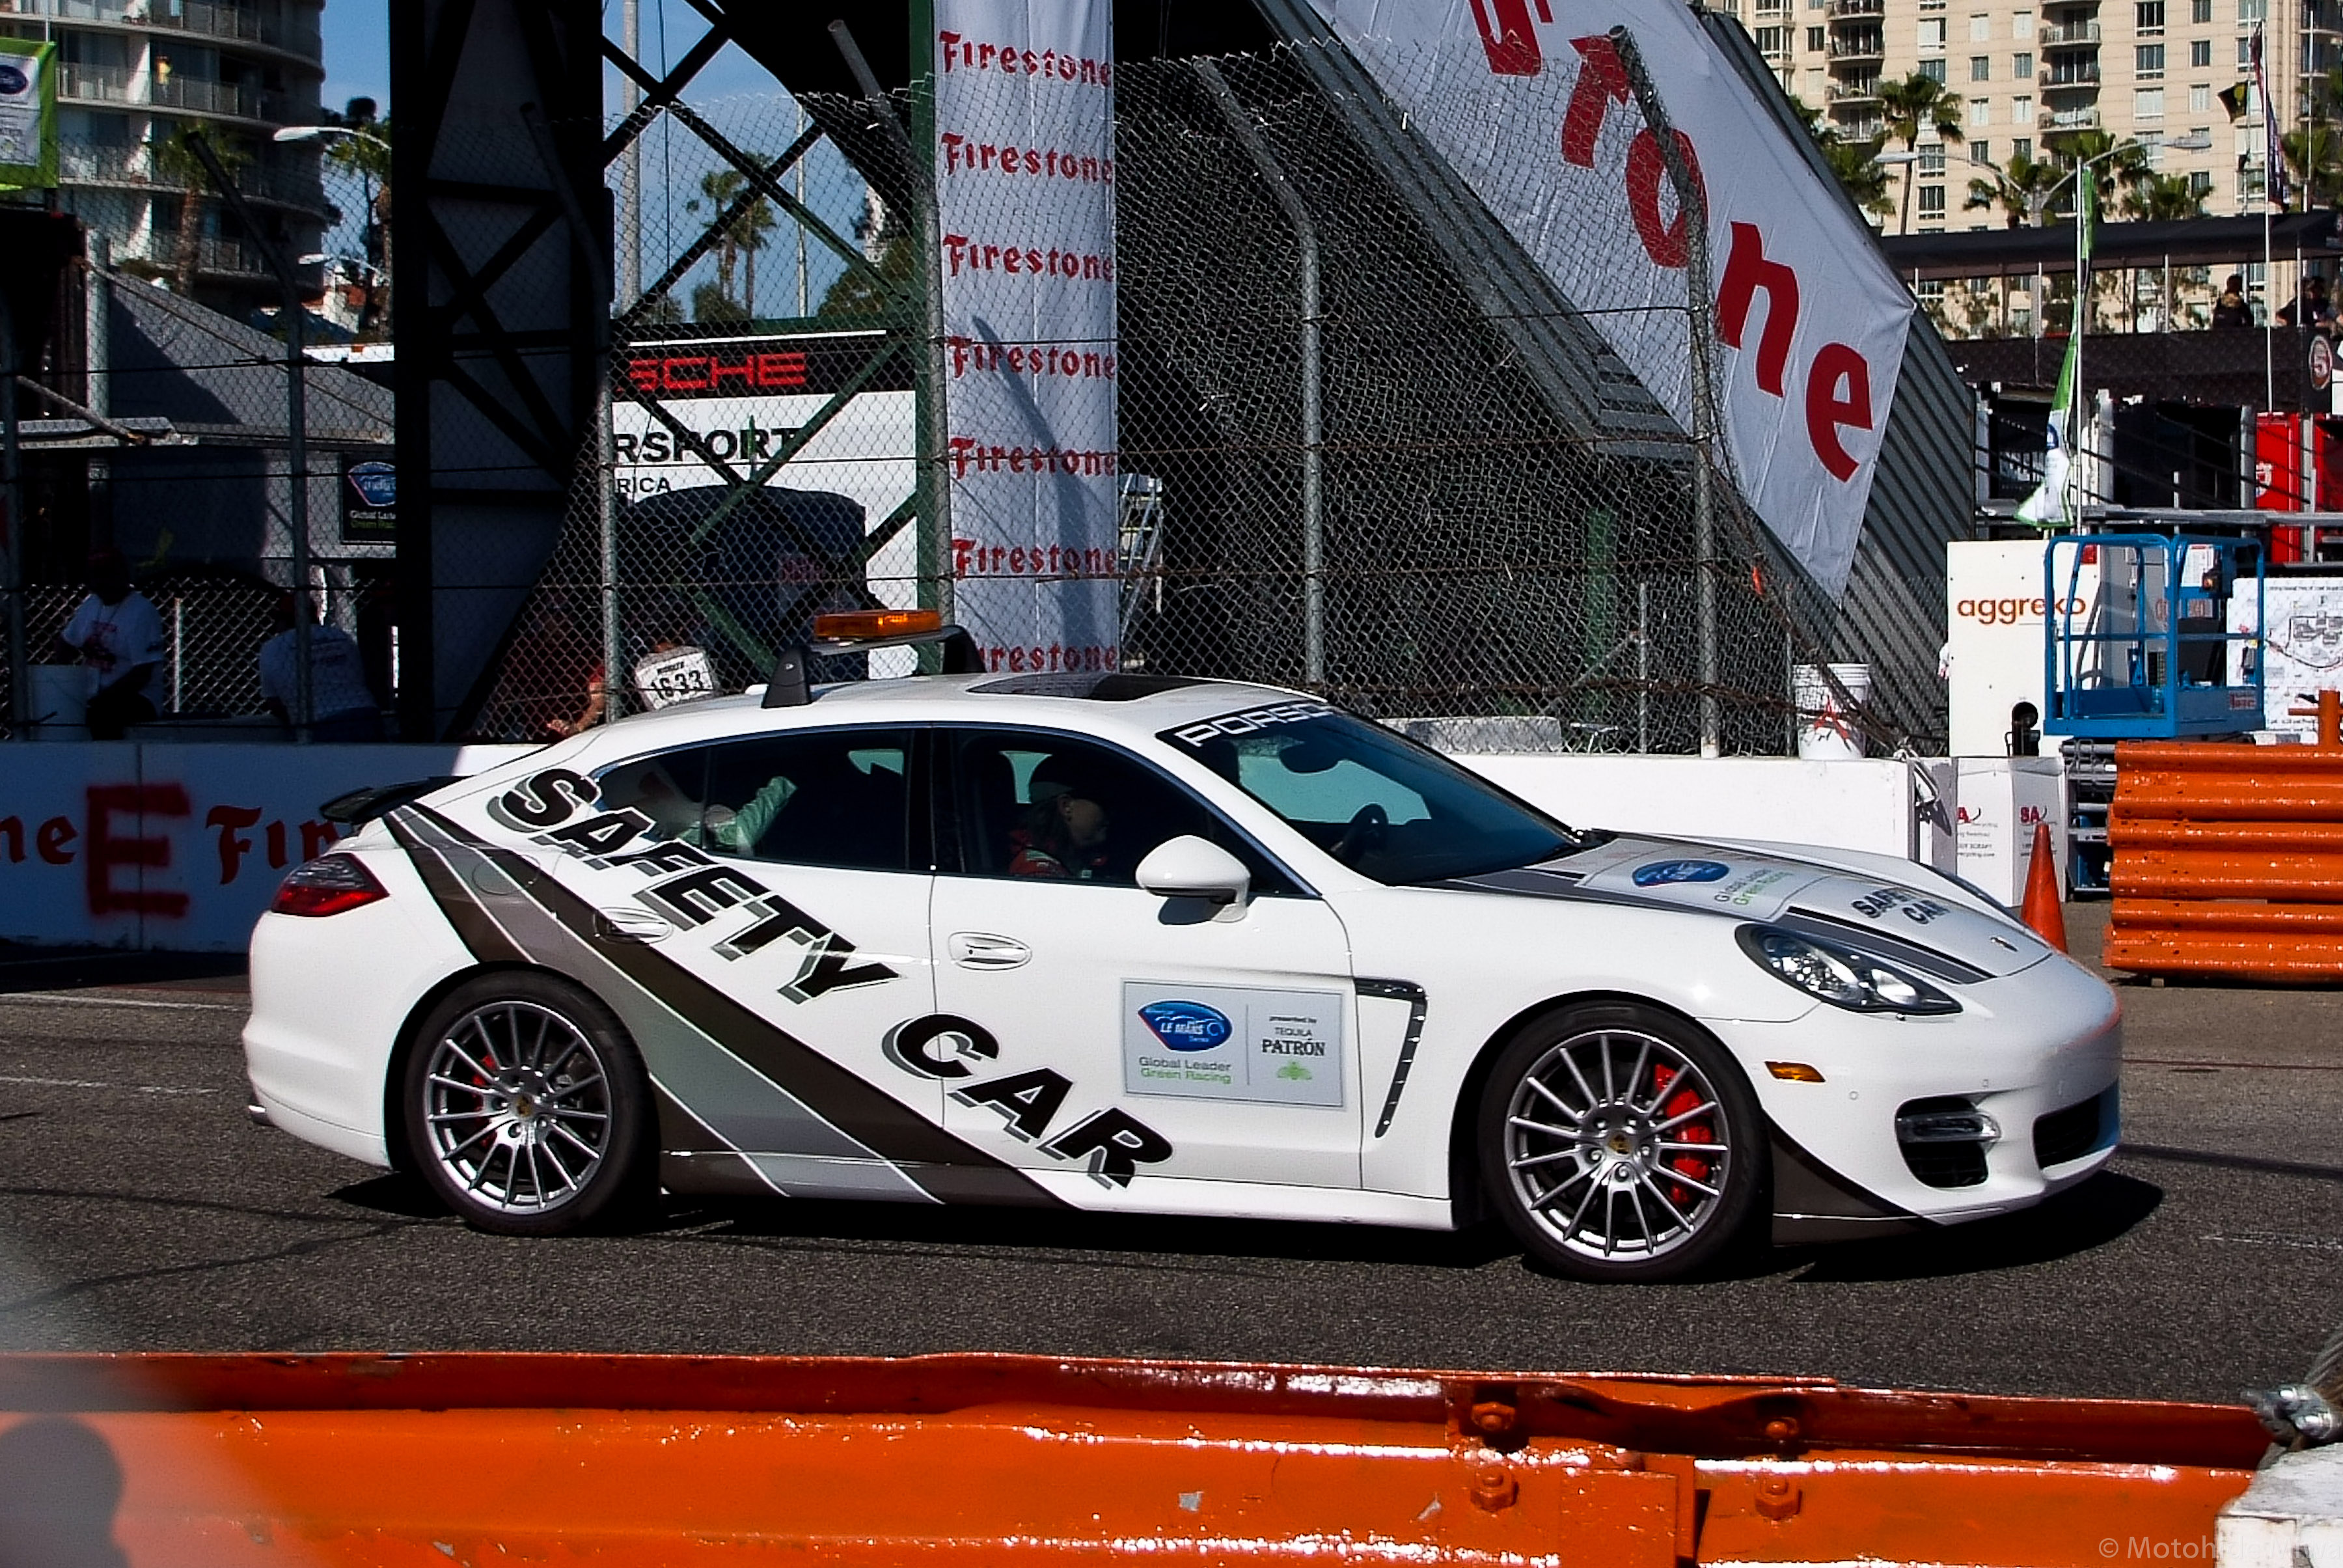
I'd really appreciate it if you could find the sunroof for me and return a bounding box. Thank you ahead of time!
[968,672,1209,700]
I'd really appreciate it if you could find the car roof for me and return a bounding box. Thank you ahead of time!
[566,671,1321,759]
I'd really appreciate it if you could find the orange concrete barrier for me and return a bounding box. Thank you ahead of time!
[0,1351,2267,1565]
[2107,736,2343,979]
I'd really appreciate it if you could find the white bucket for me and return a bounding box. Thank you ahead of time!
[26,665,89,739]
[1793,663,1871,760]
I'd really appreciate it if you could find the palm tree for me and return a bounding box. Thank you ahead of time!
[1787,96,1895,223]
[1964,152,2066,226]
[685,167,778,317]
[321,116,392,335]
[2117,171,2208,220]
[1876,74,1965,234]
[2281,122,2343,210]
[146,127,251,298]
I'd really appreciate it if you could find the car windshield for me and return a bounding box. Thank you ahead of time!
[1163,706,1582,884]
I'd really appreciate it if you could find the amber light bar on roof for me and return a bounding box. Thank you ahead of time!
[813,609,942,642]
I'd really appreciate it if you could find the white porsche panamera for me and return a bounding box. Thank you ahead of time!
[244,616,2122,1282]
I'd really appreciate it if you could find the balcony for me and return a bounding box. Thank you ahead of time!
[1829,79,1884,103]
[0,0,310,54]
[1828,0,1885,18]
[57,61,136,103]
[54,139,327,212]
[2041,105,2104,128]
[150,74,273,120]
[2039,21,2102,46]
[2040,64,2103,87]
[57,142,146,183]
[1830,33,1885,59]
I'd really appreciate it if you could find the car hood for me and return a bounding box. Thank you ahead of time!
[1455,834,2053,981]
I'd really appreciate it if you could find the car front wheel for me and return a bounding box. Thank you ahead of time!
[403,973,653,1236]
[1477,1002,1764,1282]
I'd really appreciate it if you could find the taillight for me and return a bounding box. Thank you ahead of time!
[271,854,389,917]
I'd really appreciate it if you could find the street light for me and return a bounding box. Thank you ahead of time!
[299,251,383,279]
[272,124,390,154]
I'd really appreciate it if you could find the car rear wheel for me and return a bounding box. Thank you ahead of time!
[1477,1002,1764,1282]
[403,973,653,1236]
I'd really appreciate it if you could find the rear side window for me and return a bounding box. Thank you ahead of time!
[594,729,914,873]
[704,730,912,871]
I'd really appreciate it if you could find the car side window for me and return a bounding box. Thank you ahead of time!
[595,746,712,840]
[701,729,912,872]
[942,729,1298,893]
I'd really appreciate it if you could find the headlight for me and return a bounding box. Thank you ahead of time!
[1734,925,1960,1015]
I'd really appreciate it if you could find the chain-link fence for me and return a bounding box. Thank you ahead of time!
[0,134,396,738]
[460,34,1910,757]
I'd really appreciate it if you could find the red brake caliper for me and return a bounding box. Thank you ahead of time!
[1651,1064,1714,1209]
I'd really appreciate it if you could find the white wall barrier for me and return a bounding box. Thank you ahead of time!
[1455,754,1936,861]
[0,744,530,953]
[0,743,2056,956]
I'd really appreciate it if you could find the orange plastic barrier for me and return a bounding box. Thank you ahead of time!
[0,1351,2267,1565]
[2107,738,2343,978]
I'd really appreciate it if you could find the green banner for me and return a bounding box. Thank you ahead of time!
[0,38,56,189]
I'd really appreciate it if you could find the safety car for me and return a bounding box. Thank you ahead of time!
[243,613,2121,1281]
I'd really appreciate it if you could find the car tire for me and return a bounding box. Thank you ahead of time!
[402,972,654,1237]
[1477,1000,1766,1282]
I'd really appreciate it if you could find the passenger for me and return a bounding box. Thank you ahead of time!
[1007,767,1111,880]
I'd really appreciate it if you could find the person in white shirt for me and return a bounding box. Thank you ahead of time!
[53,548,164,739]
[258,594,383,741]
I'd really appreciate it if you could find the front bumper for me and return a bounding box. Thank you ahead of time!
[1714,952,2123,1234]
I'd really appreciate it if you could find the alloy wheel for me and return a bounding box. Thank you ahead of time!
[1500,1027,1734,1263]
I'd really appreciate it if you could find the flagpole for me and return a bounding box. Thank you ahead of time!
[2266,204,2276,409]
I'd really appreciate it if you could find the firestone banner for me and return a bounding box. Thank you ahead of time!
[1308,1,1913,598]
[935,0,1120,673]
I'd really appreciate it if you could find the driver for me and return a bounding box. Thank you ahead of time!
[1008,762,1112,879]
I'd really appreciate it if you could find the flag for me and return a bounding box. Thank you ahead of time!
[2076,163,2096,265]
[2016,329,2077,527]
[2254,26,2289,210]
[2218,81,2251,120]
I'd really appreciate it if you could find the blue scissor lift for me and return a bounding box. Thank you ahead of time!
[2044,532,2266,892]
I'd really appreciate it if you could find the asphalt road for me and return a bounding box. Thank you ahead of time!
[0,905,2335,1404]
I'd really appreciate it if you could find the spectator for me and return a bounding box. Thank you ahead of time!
[53,548,163,739]
[259,595,383,741]
[2280,275,2335,329]
[543,662,606,739]
[2212,275,2256,329]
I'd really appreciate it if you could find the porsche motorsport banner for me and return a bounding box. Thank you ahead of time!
[1307,1,1913,598]
[934,0,1120,673]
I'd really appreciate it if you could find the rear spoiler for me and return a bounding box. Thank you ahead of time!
[320,777,461,827]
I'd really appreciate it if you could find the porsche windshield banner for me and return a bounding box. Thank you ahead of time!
[933,0,1121,673]
[1304,1,1912,598]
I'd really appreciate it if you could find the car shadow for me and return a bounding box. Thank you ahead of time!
[659,1193,1523,1272]
[1781,1170,2164,1284]
[326,1172,454,1220]
[323,1168,2165,1285]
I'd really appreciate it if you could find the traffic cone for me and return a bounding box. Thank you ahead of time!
[2021,820,2068,953]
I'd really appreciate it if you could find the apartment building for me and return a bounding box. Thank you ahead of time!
[1721,0,2324,231]
[0,0,327,311]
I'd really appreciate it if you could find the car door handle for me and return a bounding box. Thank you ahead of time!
[949,932,1030,970]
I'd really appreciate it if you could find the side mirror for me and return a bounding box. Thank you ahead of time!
[1135,835,1251,907]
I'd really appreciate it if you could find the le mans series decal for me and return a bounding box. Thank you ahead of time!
[486,767,893,1004]
[1630,859,1730,887]
[1121,982,1345,1108]
[881,1014,1173,1187]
